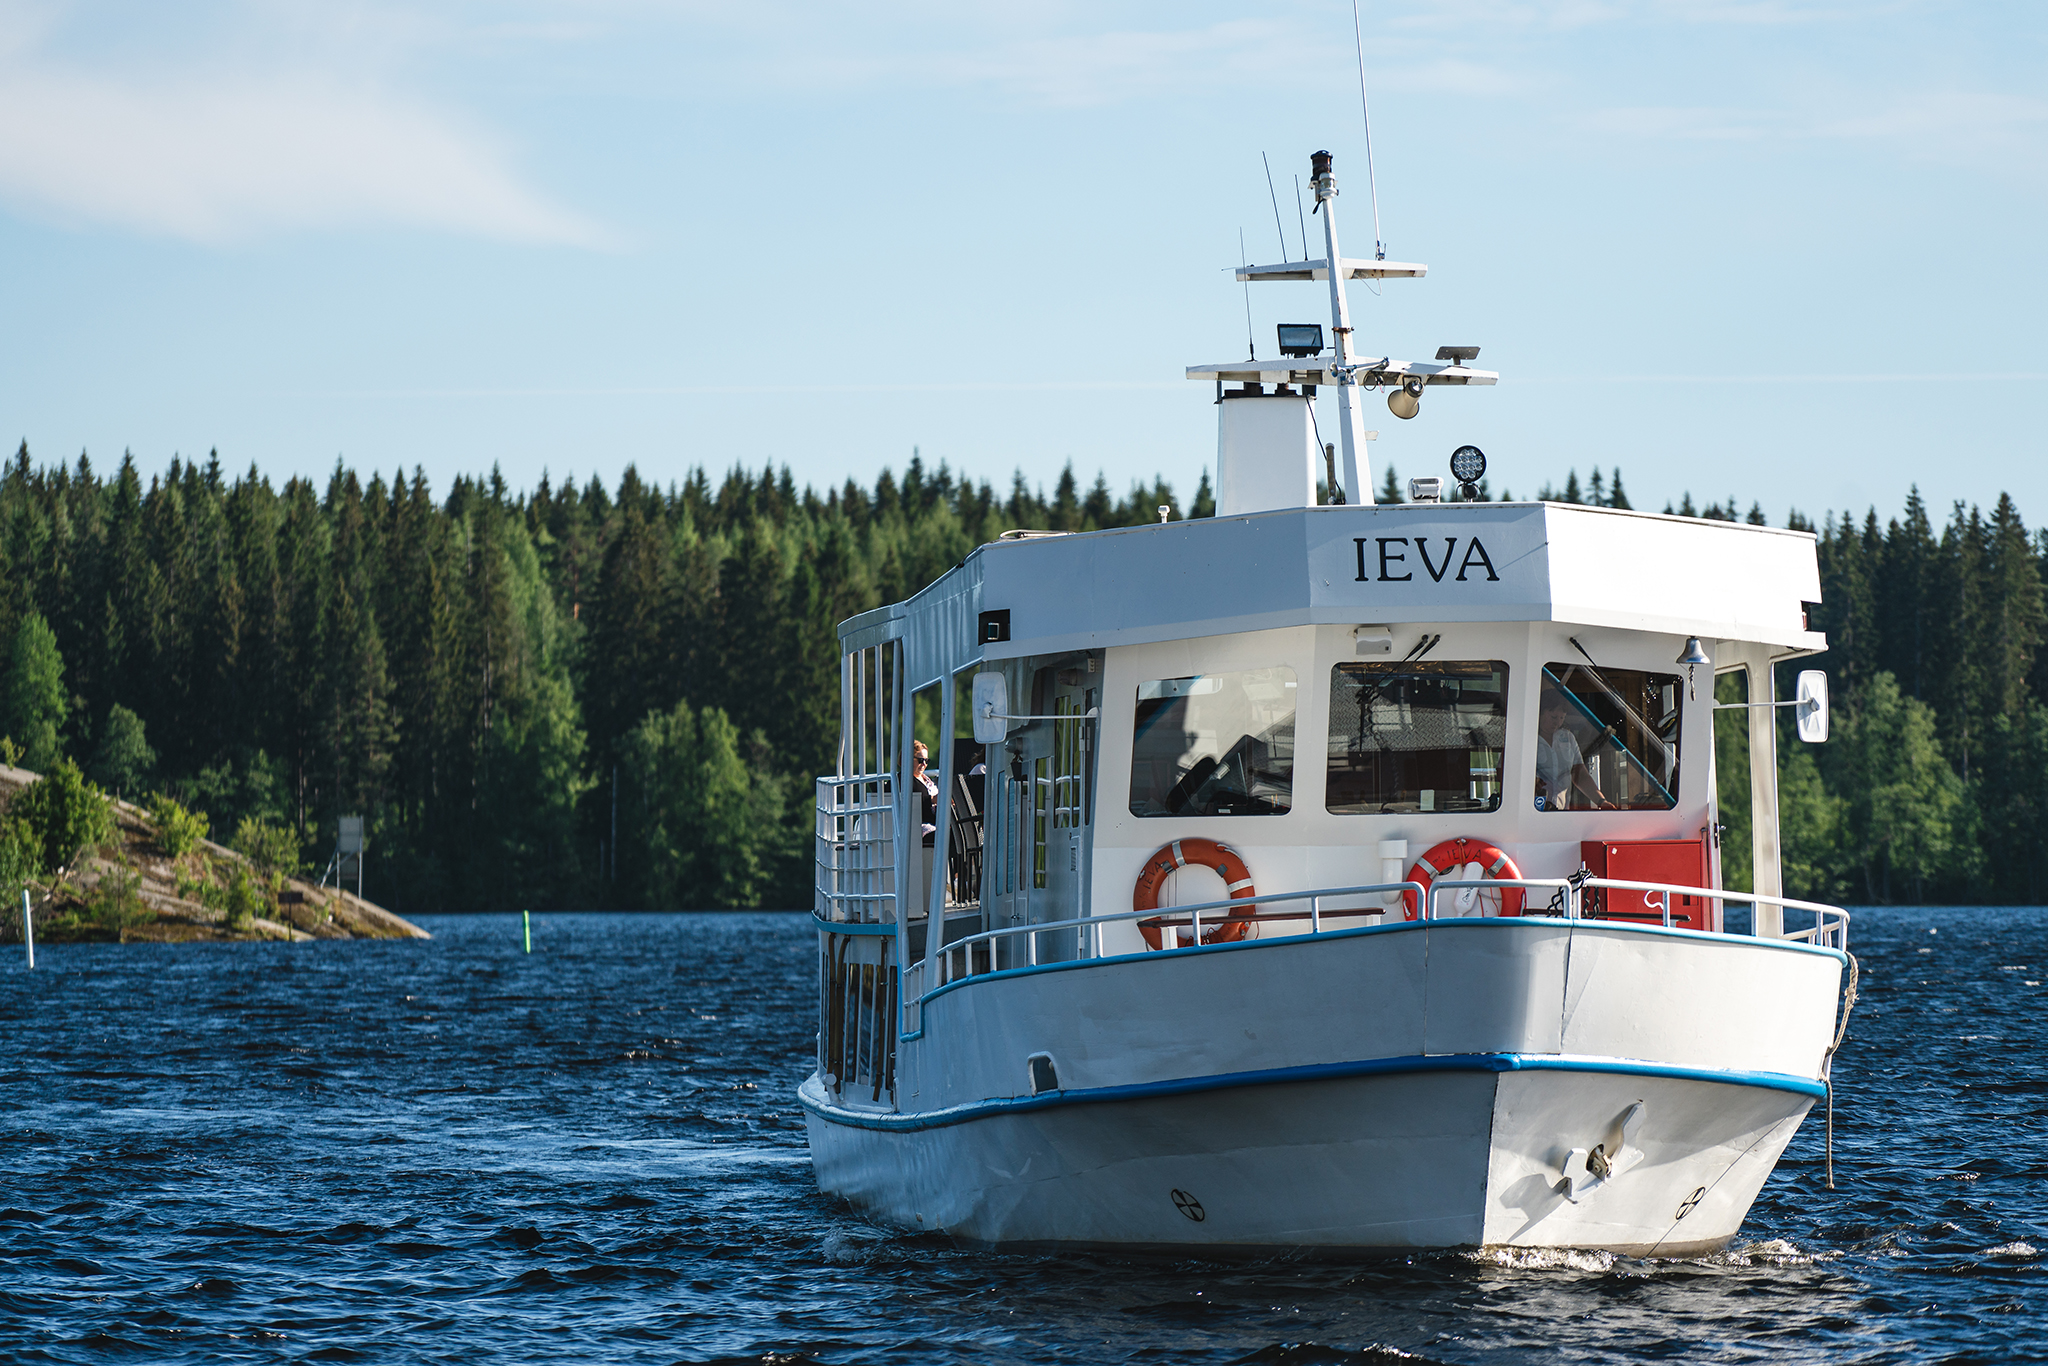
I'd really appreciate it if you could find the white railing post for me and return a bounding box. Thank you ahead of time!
[20,889,32,970]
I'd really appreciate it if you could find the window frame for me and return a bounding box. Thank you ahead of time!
[1323,658,1513,817]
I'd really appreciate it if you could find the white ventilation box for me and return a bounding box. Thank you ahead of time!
[1216,392,1316,517]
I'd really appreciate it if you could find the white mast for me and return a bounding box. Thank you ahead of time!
[1311,149,1373,505]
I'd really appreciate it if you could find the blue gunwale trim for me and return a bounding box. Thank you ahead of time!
[909,914,1847,1010]
[813,916,898,937]
[800,1052,1826,1133]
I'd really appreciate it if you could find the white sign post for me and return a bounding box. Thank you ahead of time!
[338,816,365,900]
[21,888,33,970]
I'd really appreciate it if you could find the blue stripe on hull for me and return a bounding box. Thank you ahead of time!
[801,1052,1826,1132]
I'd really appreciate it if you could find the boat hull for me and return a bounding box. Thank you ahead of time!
[803,1062,1812,1256]
[803,918,1839,1256]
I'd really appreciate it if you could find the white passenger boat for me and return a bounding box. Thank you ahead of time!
[801,149,1852,1256]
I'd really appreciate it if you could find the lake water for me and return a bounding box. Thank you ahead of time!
[2,907,2043,1364]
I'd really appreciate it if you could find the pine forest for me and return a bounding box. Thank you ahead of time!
[0,444,2041,911]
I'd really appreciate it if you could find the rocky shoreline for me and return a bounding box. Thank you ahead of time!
[1,762,429,944]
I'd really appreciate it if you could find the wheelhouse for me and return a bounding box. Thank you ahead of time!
[812,497,1830,1110]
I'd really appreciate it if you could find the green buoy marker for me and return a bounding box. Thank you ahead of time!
[522,909,531,953]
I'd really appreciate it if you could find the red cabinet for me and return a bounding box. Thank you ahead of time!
[1579,839,1715,931]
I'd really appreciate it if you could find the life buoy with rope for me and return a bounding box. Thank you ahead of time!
[1403,838,1526,921]
[1134,839,1256,949]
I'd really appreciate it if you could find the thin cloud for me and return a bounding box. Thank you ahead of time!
[0,47,610,245]
[1577,87,2048,179]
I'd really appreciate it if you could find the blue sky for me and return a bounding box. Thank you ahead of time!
[0,0,2042,525]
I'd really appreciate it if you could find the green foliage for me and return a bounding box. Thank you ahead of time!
[1778,745,1846,903]
[8,758,114,873]
[147,793,210,859]
[1825,672,1966,903]
[223,864,268,930]
[86,867,149,932]
[620,700,788,909]
[180,750,289,835]
[2,612,67,770]
[1969,702,2048,904]
[1712,672,1753,894]
[177,870,228,912]
[6,437,2048,911]
[231,817,302,880]
[91,704,155,798]
[0,814,37,900]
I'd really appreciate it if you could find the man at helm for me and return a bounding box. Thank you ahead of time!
[1535,684,1614,811]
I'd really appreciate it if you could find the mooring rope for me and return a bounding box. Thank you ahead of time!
[1822,950,1860,1189]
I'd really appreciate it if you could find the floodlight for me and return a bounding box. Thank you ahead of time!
[1449,445,1486,487]
[1276,324,1324,358]
[1435,346,1481,365]
[1387,375,1424,420]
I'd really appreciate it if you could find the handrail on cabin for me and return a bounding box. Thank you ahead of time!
[899,874,1850,1004]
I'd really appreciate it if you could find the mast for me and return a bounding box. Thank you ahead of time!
[1311,150,1372,506]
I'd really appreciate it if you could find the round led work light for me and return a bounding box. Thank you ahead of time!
[1449,445,1486,488]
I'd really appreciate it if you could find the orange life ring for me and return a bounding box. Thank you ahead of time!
[1135,839,1256,949]
[1404,838,1526,921]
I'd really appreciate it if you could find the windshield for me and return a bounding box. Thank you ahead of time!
[1129,667,1296,817]
[1326,660,1509,814]
[1534,663,1682,811]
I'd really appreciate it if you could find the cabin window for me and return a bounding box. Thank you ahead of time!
[1534,663,1682,811]
[1129,667,1297,817]
[1326,660,1509,814]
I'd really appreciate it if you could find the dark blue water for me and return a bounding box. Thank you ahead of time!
[2,908,2043,1364]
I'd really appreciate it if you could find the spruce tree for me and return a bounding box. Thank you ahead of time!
[2,612,68,769]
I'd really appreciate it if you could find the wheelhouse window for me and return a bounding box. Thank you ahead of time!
[1129,667,1296,817]
[1326,661,1509,814]
[1534,663,1682,811]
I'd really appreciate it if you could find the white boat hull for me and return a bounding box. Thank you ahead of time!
[804,1061,1811,1256]
[802,919,1839,1256]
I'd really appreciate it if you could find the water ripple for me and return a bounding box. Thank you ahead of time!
[2,908,2045,1363]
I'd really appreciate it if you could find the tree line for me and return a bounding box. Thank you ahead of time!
[1,442,2041,909]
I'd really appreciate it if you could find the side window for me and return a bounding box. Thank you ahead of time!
[1326,661,1509,814]
[1534,663,1682,811]
[1129,667,1297,817]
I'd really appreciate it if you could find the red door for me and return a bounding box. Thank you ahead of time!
[1580,839,1714,931]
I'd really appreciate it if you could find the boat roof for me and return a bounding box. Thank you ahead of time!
[1186,357,1497,387]
[841,502,1824,691]
[1236,258,1428,282]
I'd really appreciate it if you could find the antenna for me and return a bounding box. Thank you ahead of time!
[1351,0,1386,259]
[1294,175,1309,259]
[1239,229,1255,359]
[1261,152,1288,262]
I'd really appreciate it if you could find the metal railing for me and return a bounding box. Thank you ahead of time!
[820,928,898,1108]
[903,874,1851,1007]
[815,773,897,925]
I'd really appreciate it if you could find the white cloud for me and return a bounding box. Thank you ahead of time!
[0,10,609,245]
[1576,87,2048,181]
